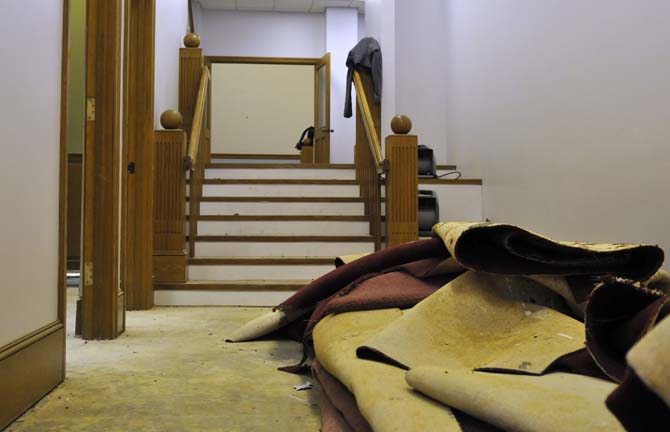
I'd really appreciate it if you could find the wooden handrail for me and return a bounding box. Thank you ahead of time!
[353,70,385,174]
[184,66,210,171]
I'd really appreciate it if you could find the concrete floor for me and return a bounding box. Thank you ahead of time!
[8,292,320,432]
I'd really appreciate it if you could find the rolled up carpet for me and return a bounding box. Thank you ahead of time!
[585,279,669,381]
[406,366,624,432]
[433,222,663,280]
[313,309,463,432]
[358,271,584,374]
[312,360,372,432]
[606,314,670,431]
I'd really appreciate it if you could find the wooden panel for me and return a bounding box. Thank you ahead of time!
[179,48,203,133]
[202,179,357,185]
[0,324,64,430]
[153,252,187,283]
[206,163,355,169]
[124,0,156,310]
[82,0,124,340]
[153,130,187,283]
[189,257,334,265]
[66,154,83,266]
[313,53,331,164]
[419,178,483,185]
[154,130,187,252]
[385,134,419,246]
[300,145,314,164]
[197,196,365,203]
[194,215,368,222]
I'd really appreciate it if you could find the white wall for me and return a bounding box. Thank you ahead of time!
[200,10,325,57]
[211,63,314,155]
[395,0,449,164]
[155,0,189,128]
[0,0,62,346]
[363,0,396,141]
[445,0,670,260]
[326,8,358,164]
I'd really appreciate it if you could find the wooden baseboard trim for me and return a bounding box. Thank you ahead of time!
[0,322,65,430]
[191,215,368,222]
[418,178,482,185]
[192,235,374,243]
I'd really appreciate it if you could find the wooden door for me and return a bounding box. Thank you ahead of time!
[313,53,331,163]
[81,0,125,339]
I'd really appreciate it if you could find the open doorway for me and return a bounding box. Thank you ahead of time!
[207,55,331,163]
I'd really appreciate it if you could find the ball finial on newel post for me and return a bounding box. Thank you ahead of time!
[183,32,201,48]
[160,110,183,130]
[391,115,412,134]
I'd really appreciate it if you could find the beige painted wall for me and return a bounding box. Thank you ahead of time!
[67,0,86,154]
[0,1,62,347]
[211,63,314,155]
[445,0,670,262]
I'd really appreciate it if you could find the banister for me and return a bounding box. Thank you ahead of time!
[184,66,210,171]
[353,69,386,174]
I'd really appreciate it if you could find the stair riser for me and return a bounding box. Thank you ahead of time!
[155,290,295,306]
[189,264,333,281]
[206,168,355,180]
[203,184,360,198]
[198,201,366,216]
[197,220,370,236]
[194,241,375,257]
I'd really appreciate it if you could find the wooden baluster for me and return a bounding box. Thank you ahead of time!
[153,111,187,283]
[385,115,418,247]
[179,33,203,136]
[354,69,383,249]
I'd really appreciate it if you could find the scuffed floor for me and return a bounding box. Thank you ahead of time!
[8,292,320,432]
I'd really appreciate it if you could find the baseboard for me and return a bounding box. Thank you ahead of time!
[0,322,65,430]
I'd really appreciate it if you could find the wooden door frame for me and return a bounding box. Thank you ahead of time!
[204,55,330,161]
[314,53,331,163]
[82,0,124,340]
[122,0,156,310]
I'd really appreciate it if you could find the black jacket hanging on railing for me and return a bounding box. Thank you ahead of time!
[344,37,383,118]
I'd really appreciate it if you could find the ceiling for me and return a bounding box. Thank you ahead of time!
[197,0,366,14]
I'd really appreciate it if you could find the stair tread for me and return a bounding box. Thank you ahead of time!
[419,178,482,185]
[191,215,368,222]
[189,257,335,265]
[211,153,300,160]
[155,280,309,292]
[202,179,358,185]
[206,163,355,169]
[194,196,366,202]
[192,235,374,242]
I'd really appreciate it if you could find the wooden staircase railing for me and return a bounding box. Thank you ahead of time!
[185,66,210,258]
[353,70,384,250]
[153,33,209,283]
[353,68,418,248]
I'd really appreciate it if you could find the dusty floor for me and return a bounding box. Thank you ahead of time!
[8,292,320,431]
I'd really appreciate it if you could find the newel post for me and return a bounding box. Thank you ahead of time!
[385,115,419,246]
[179,33,203,136]
[153,110,188,283]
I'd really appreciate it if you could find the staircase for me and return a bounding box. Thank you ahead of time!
[154,154,483,306]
